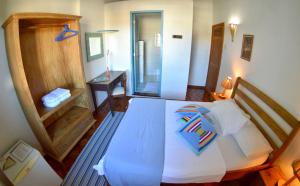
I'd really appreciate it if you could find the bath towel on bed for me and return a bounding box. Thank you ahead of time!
[177,113,217,155]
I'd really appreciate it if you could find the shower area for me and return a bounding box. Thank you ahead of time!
[131,12,162,96]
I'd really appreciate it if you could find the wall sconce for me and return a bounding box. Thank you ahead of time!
[228,16,240,42]
[229,23,238,42]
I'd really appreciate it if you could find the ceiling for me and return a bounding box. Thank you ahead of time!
[104,0,128,3]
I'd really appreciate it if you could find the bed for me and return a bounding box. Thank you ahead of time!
[94,77,299,185]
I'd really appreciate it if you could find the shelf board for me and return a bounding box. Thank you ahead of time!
[47,106,95,161]
[55,118,95,162]
[39,88,85,121]
[47,106,91,145]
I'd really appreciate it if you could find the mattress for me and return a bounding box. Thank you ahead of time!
[163,100,226,183]
[163,100,269,183]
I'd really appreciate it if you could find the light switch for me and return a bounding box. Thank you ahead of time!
[172,35,183,39]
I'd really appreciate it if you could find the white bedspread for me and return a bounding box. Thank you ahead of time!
[95,99,269,184]
[162,100,226,183]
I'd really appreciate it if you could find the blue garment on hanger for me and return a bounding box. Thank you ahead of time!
[55,24,79,42]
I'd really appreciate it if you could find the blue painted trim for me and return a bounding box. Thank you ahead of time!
[130,10,163,96]
[130,12,135,94]
[158,11,164,96]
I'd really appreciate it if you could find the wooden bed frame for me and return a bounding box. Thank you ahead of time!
[221,77,300,181]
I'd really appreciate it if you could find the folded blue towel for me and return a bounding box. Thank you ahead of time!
[178,113,217,155]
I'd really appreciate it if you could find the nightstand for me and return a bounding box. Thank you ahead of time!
[256,167,285,186]
[210,92,228,101]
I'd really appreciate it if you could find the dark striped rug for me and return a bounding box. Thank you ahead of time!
[62,112,125,186]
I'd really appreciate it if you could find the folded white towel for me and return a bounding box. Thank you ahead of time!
[43,99,61,108]
[52,88,70,96]
[42,88,70,102]
[42,88,71,108]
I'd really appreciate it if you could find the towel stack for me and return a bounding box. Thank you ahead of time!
[42,88,71,108]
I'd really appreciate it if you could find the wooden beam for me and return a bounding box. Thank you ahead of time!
[236,89,288,142]
[235,99,278,150]
[231,77,241,98]
[238,78,299,129]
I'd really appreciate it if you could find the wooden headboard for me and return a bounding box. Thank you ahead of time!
[231,77,300,164]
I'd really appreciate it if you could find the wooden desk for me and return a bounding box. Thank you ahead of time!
[87,71,126,115]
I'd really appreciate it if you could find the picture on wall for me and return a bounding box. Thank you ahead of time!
[241,34,254,61]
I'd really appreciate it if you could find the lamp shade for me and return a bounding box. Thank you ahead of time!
[221,76,233,90]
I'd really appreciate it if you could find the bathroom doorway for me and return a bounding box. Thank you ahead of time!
[131,11,163,96]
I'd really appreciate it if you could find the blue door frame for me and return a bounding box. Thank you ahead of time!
[130,11,163,96]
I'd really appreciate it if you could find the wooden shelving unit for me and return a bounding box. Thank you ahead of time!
[2,13,96,162]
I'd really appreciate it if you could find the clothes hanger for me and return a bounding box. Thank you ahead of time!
[55,24,79,42]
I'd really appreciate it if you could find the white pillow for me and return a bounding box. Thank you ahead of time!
[213,99,251,119]
[210,99,249,136]
[233,122,273,159]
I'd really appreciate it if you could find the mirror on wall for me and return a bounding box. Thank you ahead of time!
[85,32,104,62]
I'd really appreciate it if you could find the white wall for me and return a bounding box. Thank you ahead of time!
[80,0,108,107]
[0,0,106,155]
[104,0,194,99]
[80,0,106,81]
[188,0,213,86]
[0,29,41,155]
[213,0,300,184]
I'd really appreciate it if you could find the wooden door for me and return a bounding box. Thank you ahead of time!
[205,23,225,92]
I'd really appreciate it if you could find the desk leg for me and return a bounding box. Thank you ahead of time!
[107,88,114,116]
[90,86,98,114]
[121,74,127,97]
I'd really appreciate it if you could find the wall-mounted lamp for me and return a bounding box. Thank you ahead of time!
[228,16,240,42]
[229,23,238,42]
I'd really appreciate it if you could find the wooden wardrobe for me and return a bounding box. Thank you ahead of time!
[2,13,95,162]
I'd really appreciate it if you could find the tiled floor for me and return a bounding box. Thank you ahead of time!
[45,88,258,185]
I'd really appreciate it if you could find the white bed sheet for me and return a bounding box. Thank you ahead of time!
[163,100,269,183]
[216,128,269,171]
[163,100,226,183]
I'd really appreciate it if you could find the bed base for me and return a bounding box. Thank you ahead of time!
[221,163,270,181]
[160,165,270,185]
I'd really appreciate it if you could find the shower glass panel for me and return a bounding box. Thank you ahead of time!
[132,12,162,96]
